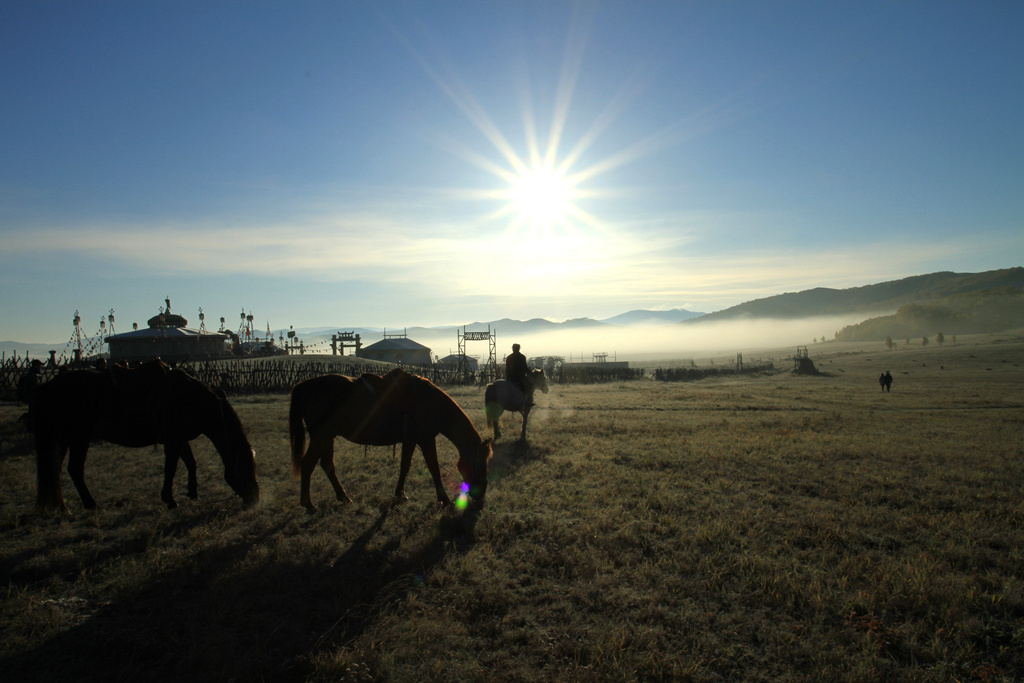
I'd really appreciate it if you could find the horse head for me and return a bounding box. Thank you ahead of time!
[211,391,260,506]
[457,437,493,507]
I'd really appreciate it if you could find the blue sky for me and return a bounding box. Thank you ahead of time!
[2,0,1021,342]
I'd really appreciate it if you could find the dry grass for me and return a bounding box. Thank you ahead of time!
[1,333,1022,681]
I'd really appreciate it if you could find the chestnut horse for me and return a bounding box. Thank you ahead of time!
[289,368,492,512]
[484,368,549,441]
[30,360,259,512]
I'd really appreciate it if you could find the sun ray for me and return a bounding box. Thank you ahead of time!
[516,76,544,168]
[556,69,651,176]
[545,4,593,166]
[389,24,530,176]
[569,98,741,186]
[437,137,521,185]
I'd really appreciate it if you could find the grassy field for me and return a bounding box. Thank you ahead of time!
[1,333,1022,681]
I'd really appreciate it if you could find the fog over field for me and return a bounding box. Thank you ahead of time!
[478,313,885,360]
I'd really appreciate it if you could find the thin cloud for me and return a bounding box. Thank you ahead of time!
[1,213,1000,318]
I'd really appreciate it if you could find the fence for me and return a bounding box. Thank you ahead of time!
[553,365,645,384]
[174,358,478,395]
[0,354,485,401]
[0,355,62,402]
[650,362,775,382]
[1,353,778,402]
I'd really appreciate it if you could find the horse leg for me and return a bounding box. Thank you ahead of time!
[318,439,352,504]
[519,406,530,442]
[393,441,416,503]
[485,397,502,440]
[36,438,69,514]
[161,442,193,509]
[67,441,97,510]
[419,439,451,507]
[181,444,198,500]
[491,409,502,440]
[299,432,329,513]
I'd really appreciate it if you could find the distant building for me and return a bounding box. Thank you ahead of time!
[357,334,432,366]
[106,299,228,363]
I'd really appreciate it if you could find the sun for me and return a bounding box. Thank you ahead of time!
[505,163,578,231]
[420,14,666,243]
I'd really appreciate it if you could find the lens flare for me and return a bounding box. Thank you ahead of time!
[454,481,471,511]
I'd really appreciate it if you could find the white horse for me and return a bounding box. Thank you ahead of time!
[484,368,549,441]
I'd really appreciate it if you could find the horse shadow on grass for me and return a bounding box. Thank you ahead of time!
[0,504,239,589]
[0,502,481,682]
[487,438,550,488]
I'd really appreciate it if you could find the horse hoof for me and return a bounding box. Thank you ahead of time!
[165,500,178,510]
[187,491,198,500]
[42,504,72,518]
[304,505,318,515]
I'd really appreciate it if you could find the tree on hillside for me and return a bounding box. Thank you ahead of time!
[922,336,929,347]
[937,332,945,346]
[885,336,893,350]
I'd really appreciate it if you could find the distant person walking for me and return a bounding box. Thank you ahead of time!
[879,371,893,392]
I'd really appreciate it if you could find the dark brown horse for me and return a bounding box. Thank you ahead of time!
[289,368,492,513]
[30,360,259,512]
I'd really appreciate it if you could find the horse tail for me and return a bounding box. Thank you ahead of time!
[289,382,307,476]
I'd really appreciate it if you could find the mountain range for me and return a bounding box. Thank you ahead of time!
[833,285,1024,341]
[286,309,704,344]
[682,268,1023,323]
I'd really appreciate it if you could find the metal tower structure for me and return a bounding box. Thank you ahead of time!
[284,326,304,354]
[457,325,497,382]
[331,331,362,356]
[68,310,84,363]
[237,309,255,341]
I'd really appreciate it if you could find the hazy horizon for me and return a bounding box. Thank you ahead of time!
[1,311,889,367]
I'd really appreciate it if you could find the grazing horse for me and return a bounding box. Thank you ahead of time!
[30,360,259,513]
[289,368,492,513]
[484,368,549,441]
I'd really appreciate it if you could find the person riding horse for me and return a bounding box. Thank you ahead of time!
[505,343,532,405]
